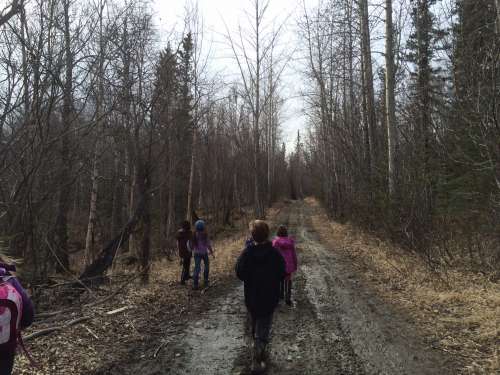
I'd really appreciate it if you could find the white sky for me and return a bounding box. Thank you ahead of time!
[152,0,307,149]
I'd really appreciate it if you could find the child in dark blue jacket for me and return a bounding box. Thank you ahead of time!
[236,220,285,373]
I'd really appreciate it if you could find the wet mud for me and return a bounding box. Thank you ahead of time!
[106,200,456,374]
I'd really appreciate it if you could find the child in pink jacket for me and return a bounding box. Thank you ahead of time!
[272,225,297,306]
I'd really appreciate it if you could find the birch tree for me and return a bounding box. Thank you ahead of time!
[385,0,397,199]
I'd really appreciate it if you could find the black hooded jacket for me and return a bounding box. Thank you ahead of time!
[235,241,286,318]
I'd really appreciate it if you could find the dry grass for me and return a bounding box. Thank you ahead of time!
[307,198,499,374]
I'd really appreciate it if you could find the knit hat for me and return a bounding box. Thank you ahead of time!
[195,220,205,232]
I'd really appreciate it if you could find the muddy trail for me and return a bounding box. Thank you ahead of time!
[94,200,457,375]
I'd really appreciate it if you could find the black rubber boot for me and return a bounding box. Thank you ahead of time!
[251,341,266,374]
[279,280,284,300]
[285,280,292,306]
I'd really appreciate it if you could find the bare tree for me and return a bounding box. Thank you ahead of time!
[385,0,397,199]
[0,0,23,26]
[224,0,287,218]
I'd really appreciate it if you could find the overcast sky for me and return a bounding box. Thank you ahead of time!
[152,0,306,149]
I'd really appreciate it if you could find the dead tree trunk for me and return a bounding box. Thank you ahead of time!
[79,199,145,286]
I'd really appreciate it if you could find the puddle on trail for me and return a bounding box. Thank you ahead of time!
[167,284,247,375]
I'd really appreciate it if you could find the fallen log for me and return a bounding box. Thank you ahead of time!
[78,199,145,287]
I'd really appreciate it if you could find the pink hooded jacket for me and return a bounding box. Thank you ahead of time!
[272,237,297,275]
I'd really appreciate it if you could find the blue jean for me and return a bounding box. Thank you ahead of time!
[193,253,209,286]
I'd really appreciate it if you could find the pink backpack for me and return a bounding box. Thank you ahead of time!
[0,277,22,352]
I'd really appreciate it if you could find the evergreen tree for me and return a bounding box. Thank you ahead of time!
[405,0,445,239]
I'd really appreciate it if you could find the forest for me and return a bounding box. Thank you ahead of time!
[0,0,497,283]
[0,0,291,284]
[0,0,498,372]
[300,0,499,273]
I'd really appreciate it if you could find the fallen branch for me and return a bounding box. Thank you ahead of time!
[24,316,91,341]
[106,306,131,315]
[46,274,129,289]
[36,307,79,320]
[35,273,141,320]
[201,281,216,294]
[36,288,122,320]
[84,325,99,340]
[45,237,93,293]
[153,340,168,358]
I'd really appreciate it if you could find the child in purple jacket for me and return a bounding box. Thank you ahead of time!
[272,225,298,306]
[188,220,214,290]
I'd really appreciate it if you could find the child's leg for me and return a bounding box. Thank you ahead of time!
[186,256,192,278]
[286,279,292,304]
[203,254,210,284]
[0,353,15,375]
[279,280,285,300]
[254,313,273,361]
[180,257,186,282]
[193,255,202,288]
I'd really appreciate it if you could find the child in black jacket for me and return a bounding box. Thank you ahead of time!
[236,220,285,373]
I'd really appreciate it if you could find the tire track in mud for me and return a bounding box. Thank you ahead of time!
[263,202,364,375]
[297,201,454,375]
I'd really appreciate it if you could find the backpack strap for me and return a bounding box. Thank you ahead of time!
[17,332,40,369]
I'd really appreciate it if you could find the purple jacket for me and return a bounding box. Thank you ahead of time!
[0,267,34,329]
[188,232,213,255]
[272,237,298,275]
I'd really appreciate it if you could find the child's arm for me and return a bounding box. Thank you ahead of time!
[208,239,214,257]
[235,250,248,281]
[292,241,298,272]
[10,277,34,329]
[277,251,286,280]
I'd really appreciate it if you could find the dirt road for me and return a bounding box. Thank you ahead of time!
[107,200,456,375]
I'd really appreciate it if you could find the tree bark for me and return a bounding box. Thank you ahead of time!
[84,143,99,266]
[84,0,105,266]
[186,129,196,222]
[54,0,74,271]
[496,0,500,33]
[385,0,397,199]
[359,0,377,179]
